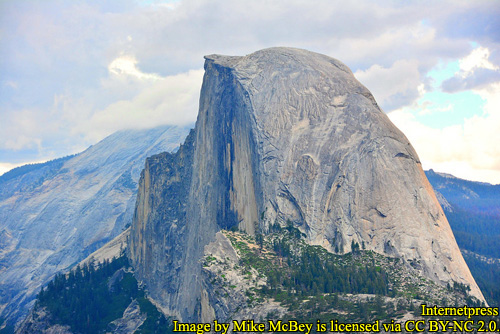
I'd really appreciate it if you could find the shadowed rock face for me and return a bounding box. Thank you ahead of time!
[128,47,484,321]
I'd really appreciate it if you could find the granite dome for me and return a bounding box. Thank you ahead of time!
[129,48,484,321]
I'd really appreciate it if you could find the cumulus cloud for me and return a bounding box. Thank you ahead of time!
[442,47,500,92]
[0,109,47,151]
[389,82,500,184]
[434,2,500,44]
[442,68,500,92]
[0,163,23,177]
[1,0,500,182]
[460,47,499,73]
[354,59,422,111]
[108,55,162,80]
[417,102,452,116]
[79,66,204,142]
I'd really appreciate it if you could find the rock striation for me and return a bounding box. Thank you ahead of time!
[128,47,484,322]
[0,125,189,327]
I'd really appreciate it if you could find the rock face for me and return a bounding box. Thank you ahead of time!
[79,228,129,268]
[200,231,286,322]
[128,129,197,320]
[15,307,72,334]
[128,47,484,321]
[0,125,189,326]
[107,300,147,334]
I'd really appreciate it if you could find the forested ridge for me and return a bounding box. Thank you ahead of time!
[18,224,490,333]
[222,225,482,323]
[425,170,500,307]
[32,256,171,334]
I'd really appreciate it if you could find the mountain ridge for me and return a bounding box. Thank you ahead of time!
[0,125,190,327]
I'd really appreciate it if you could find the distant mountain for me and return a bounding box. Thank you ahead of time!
[0,125,190,327]
[425,169,500,306]
[425,169,500,259]
[425,169,500,214]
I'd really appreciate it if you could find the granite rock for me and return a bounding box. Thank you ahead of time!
[0,125,189,326]
[128,48,484,322]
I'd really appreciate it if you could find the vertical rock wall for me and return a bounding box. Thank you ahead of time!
[128,130,195,319]
[129,61,265,320]
[128,48,484,321]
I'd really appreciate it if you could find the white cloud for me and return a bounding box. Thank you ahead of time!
[3,81,18,89]
[459,47,499,74]
[442,47,500,92]
[355,59,422,111]
[0,109,47,151]
[388,82,500,184]
[0,53,203,154]
[417,103,452,116]
[108,55,162,81]
[0,163,23,176]
[80,68,204,142]
[4,136,42,151]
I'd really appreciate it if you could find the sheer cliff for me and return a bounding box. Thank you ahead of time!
[128,47,484,321]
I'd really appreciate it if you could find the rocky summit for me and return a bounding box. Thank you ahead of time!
[128,47,484,322]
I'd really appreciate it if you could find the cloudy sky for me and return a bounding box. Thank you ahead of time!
[1,0,499,184]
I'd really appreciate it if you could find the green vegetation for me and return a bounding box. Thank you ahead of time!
[35,255,172,334]
[264,238,389,297]
[447,208,500,259]
[425,170,500,308]
[225,224,483,323]
[462,252,500,307]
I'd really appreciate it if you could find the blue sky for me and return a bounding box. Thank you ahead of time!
[1,0,500,183]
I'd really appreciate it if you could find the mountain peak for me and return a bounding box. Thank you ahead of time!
[129,48,485,321]
[205,47,352,73]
